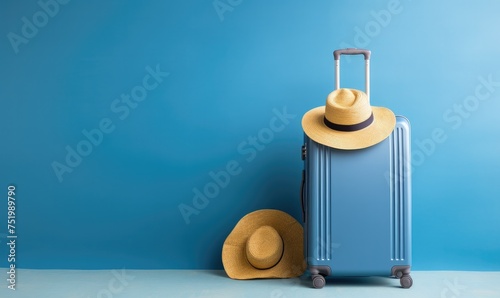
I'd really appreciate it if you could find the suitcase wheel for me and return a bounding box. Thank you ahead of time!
[400,275,413,289]
[312,274,325,289]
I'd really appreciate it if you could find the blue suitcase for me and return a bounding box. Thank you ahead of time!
[301,49,412,289]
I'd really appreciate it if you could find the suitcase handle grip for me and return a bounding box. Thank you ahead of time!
[333,48,371,102]
[334,48,371,60]
[300,170,306,222]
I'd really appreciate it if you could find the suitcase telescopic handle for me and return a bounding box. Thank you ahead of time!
[333,48,371,102]
[333,48,371,60]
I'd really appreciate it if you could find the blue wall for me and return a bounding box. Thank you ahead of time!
[1,0,499,270]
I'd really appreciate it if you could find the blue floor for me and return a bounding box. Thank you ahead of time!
[1,269,499,298]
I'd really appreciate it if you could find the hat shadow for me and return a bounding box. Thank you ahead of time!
[244,153,303,220]
[208,270,229,278]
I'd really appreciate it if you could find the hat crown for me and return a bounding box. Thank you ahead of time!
[245,225,283,270]
[325,88,372,126]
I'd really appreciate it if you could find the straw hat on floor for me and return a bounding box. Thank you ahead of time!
[222,209,306,279]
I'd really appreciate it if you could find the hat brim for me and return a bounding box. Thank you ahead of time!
[302,105,396,150]
[222,209,306,279]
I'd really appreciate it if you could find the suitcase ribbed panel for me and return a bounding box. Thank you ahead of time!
[390,126,407,261]
[317,143,332,261]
